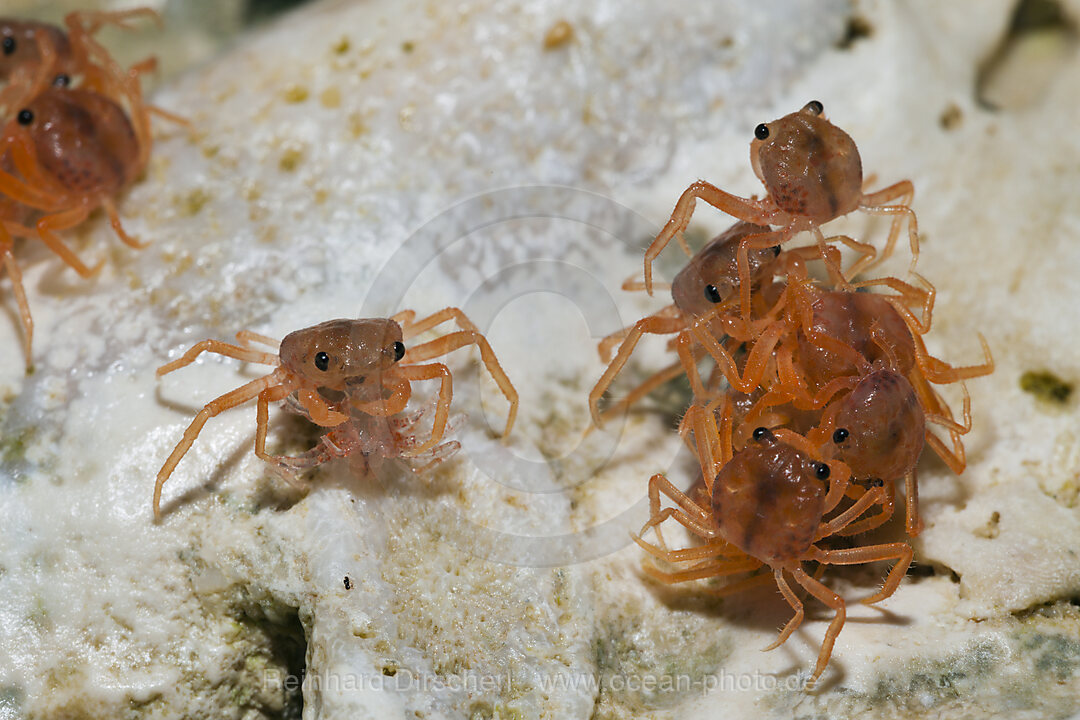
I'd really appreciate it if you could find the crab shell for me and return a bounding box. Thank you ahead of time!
[670,220,779,318]
[278,318,405,394]
[19,87,140,196]
[831,369,926,482]
[750,103,863,222]
[799,290,917,389]
[0,20,71,82]
[710,428,830,566]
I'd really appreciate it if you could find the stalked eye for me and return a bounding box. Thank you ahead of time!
[16,109,32,125]
[314,351,330,371]
[703,284,723,303]
[754,123,770,140]
[770,245,781,257]
[393,341,405,362]
[2,37,14,55]
[867,478,885,488]
[752,427,769,442]
[53,73,70,87]
[805,100,824,115]
[832,428,849,443]
[815,463,831,480]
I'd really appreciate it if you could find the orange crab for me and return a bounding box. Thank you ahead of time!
[726,273,993,534]
[0,13,178,367]
[0,9,162,108]
[153,308,519,520]
[644,101,917,317]
[636,401,912,687]
[590,220,882,425]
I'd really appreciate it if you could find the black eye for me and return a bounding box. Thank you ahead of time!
[752,427,769,442]
[815,463,831,480]
[703,284,723,303]
[53,73,70,87]
[770,245,781,257]
[805,100,824,115]
[867,478,884,488]
[314,351,330,371]
[754,123,769,140]
[393,341,405,361]
[2,37,14,55]
[16,109,32,125]
[833,428,849,443]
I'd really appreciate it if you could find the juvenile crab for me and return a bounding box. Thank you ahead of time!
[589,221,784,428]
[0,84,146,366]
[636,401,912,686]
[0,13,181,367]
[717,274,991,534]
[736,327,975,537]
[0,9,161,105]
[591,217,885,429]
[643,101,918,317]
[153,308,519,520]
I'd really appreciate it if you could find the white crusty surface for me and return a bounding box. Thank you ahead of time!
[3,0,1080,718]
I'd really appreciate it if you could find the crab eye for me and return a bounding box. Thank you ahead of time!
[805,100,824,115]
[832,428,849,443]
[815,463,831,480]
[314,351,330,371]
[770,245,781,257]
[53,73,70,87]
[867,478,885,488]
[2,37,14,56]
[393,341,405,362]
[16,109,32,125]
[703,284,723,304]
[754,123,769,140]
[752,426,769,442]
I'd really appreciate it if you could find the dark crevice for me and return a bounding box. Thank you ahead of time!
[836,15,874,50]
[244,0,317,25]
[229,592,307,720]
[264,609,307,720]
[977,0,1077,110]
[906,561,962,584]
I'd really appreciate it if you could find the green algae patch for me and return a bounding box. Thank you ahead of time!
[179,188,213,217]
[593,614,732,715]
[1020,370,1072,404]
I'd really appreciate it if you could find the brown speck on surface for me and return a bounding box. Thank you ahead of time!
[543,19,574,50]
[242,181,262,203]
[332,36,350,55]
[975,511,1002,539]
[348,112,369,139]
[940,103,963,130]
[1020,370,1073,404]
[320,87,342,109]
[279,146,304,172]
[180,188,212,217]
[283,84,309,104]
[836,15,873,49]
[401,40,415,53]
